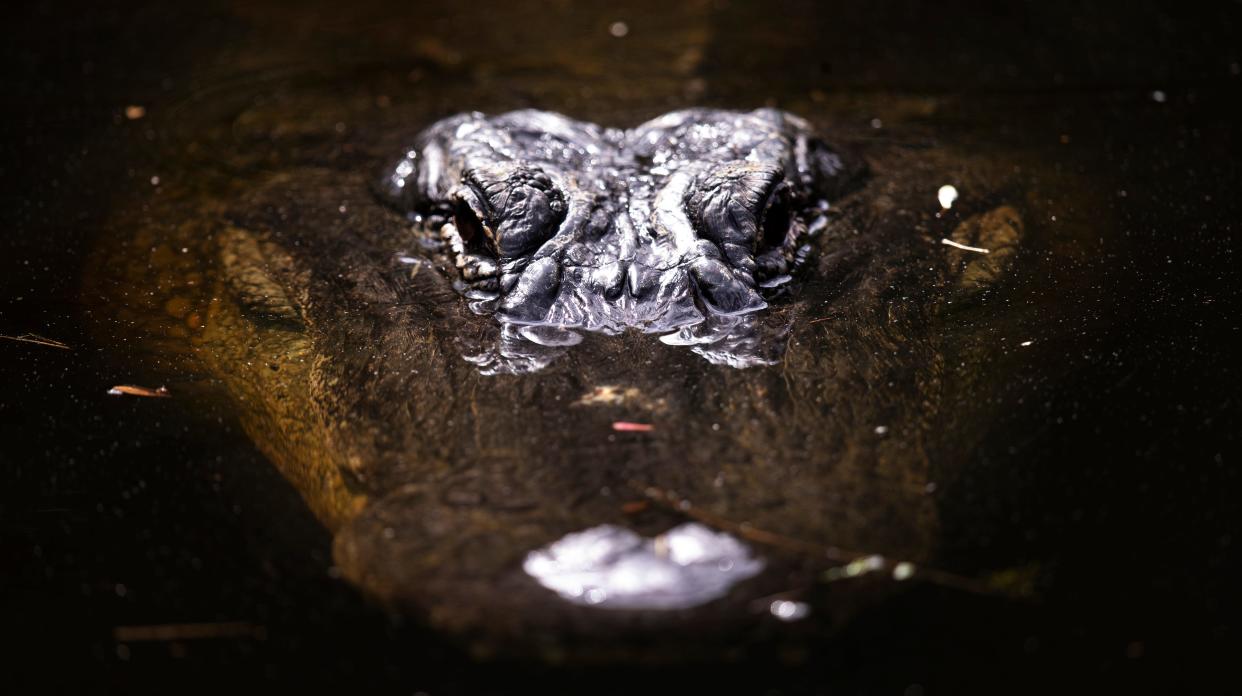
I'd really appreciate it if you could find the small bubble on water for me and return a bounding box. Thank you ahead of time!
[769,599,811,621]
[609,21,629,38]
[1150,90,1166,103]
[869,118,883,129]
[150,175,160,186]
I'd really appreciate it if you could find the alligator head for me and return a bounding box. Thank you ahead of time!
[377,109,858,372]
[87,105,1040,659]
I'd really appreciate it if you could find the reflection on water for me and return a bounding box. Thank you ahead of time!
[658,312,790,368]
[459,314,789,375]
[522,523,764,610]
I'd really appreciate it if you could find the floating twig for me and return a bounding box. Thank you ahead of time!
[108,385,171,398]
[612,421,654,432]
[621,500,650,514]
[940,238,990,254]
[0,333,70,350]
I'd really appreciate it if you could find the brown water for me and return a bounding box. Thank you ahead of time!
[3,1,1239,693]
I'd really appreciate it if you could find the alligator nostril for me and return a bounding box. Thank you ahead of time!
[759,189,792,249]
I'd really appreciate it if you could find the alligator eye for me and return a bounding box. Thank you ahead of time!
[759,188,792,249]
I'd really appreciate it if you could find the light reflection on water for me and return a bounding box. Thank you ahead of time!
[461,313,788,374]
[522,523,764,609]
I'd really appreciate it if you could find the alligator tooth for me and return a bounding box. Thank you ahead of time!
[459,255,498,279]
[474,259,498,277]
[441,222,466,255]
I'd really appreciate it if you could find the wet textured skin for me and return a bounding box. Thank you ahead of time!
[85,88,1041,659]
[376,109,856,368]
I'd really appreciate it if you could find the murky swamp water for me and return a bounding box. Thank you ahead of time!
[2,1,1239,693]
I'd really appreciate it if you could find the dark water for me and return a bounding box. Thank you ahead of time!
[3,1,1240,693]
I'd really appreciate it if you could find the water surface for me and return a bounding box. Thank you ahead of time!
[3,1,1239,693]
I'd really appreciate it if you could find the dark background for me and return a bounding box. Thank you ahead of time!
[2,1,1239,693]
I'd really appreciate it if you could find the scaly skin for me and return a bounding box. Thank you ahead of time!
[377,109,863,373]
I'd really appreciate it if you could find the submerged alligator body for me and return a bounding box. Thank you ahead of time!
[378,109,858,371]
[88,96,1042,660]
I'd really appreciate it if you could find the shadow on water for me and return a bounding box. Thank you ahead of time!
[2,0,1239,693]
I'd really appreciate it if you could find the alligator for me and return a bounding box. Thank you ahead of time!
[87,100,1038,660]
[375,109,859,372]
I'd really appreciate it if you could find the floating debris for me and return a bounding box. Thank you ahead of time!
[0,333,70,350]
[941,238,990,254]
[769,599,811,621]
[107,385,171,398]
[621,500,650,514]
[577,385,638,407]
[612,421,654,432]
[937,184,959,209]
[577,385,668,412]
[124,105,146,120]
